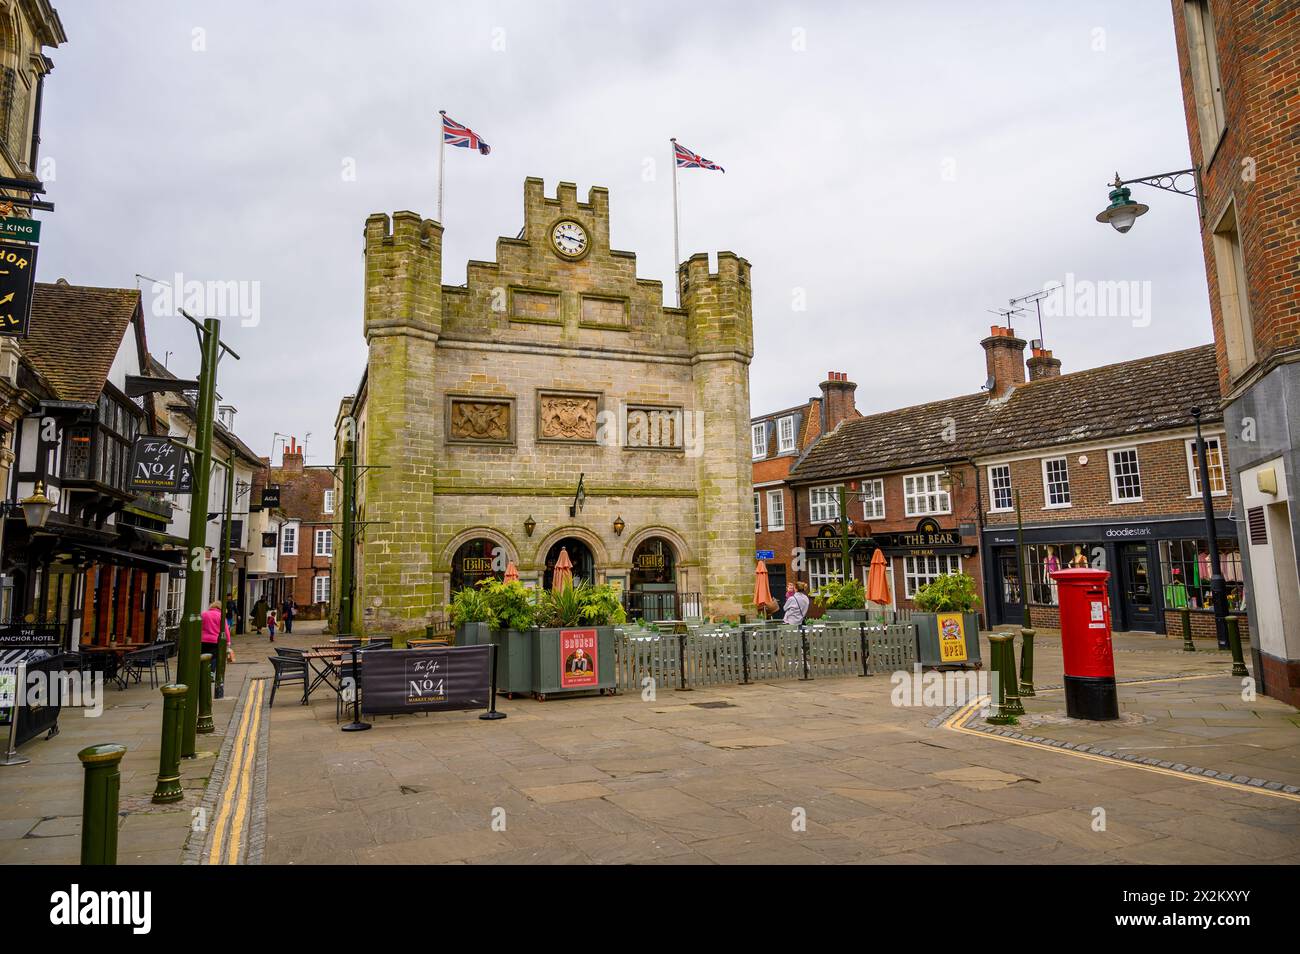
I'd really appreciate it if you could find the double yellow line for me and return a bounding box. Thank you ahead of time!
[942,695,1300,804]
[207,679,266,864]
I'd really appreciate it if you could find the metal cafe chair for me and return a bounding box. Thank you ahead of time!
[267,655,308,707]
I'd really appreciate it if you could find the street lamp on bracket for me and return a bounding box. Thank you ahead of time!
[1095,168,1201,234]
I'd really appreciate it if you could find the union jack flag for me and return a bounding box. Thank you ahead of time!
[674,140,724,173]
[441,112,491,155]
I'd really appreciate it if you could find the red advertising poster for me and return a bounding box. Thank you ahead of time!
[560,628,598,688]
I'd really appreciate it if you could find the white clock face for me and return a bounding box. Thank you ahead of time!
[551,220,588,258]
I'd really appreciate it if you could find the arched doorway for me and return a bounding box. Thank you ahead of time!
[543,537,595,590]
[629,536,678,620]
[450,538,505,592]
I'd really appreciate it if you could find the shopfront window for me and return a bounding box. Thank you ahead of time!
[1021,543,1074,606]
[1158,539,1245,613]
[808,555,841,593]
[630,538,675,590]
[450,538,504,592]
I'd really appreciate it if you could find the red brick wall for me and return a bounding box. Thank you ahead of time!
[1171,0,1300,396]
[982,434,1233,530]
[269,460,336,618]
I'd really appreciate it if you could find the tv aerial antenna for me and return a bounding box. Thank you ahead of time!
[1009,284,1063,351]
[981,306,1027,391]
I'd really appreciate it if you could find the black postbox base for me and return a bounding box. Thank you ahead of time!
[1064,674,1119,721]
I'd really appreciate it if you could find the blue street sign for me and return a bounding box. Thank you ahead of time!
[756,550,775,561]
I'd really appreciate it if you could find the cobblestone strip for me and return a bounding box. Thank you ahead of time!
[181,674,260,865]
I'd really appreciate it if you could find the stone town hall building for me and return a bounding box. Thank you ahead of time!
[334,178,754,638]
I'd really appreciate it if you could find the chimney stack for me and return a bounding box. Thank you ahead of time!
[1027,346,1062,381]
[981,325,1027,397]
[819,371,858,432]
[282,436,304,475]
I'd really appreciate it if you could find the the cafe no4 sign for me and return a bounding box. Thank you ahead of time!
[128,437,194,494]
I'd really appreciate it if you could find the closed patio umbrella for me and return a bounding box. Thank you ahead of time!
[552,548,574,592]
[866,548,891,609]
[753,561,774,616]
[503,561,519,584]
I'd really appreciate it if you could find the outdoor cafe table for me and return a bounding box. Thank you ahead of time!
[302,649,353,701]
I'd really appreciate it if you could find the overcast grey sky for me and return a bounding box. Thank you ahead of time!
[38,1,1209,464]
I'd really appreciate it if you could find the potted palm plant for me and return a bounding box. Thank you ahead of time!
[820,578,868,621]
[448,583,494,647]
[912,572,982,669]
[530,581,624,701]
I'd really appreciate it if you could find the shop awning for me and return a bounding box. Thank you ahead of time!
[72,544,183,572]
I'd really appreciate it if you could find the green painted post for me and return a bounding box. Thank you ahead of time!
[178,317,222,758]
[1180,607,1195,652]
[986,635,1016,725]
[838,486,852,585]
[337,438,356,635]
[215,630,227,700]
[1019,627,1036,696]
[78,743,127,865]
[1001,634,1024,716]
[197,654,215,735]
[1226,615,1248,677]
[152,684,188,804]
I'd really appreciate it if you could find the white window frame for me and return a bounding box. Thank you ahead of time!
[1186,436,1227,497]
[903,472,951,517]
[903,554,962,600]
[988,464,1013,512]
[751,422,767,460]
[859,478,885,520]
[753,492,762,532]
[323,489,336,514]
[808,556,840,593]
[1042,457,1071,509]
[777,415,796,454]
[281,523,298,556]
[1108,447,1143,503]
[315,528,333,557]
[766,489,785,531]
[313,574,331,604]
[810,484,841,524]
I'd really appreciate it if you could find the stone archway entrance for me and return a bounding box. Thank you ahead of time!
[543,537,595,590]
[628,536,679,621]
[450,537,505,592]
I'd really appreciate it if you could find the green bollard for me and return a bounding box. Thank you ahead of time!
[1001,632,1025,717]
[197,654,215,735]
[1018,627,1036,697]
[1226,615,1249,678]
[78,743,127,865]
[1179,607,1195,652]
[152,684,188,804]
[986,635,1017,725]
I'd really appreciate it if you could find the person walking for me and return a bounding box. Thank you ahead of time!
[266,609,278,642]
[782,581,811,626]
[252,596,268,635]
[201,601,231,665]
[282,597,296,635]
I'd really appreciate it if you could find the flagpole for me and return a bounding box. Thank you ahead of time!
[670,138,681,307]
[437,109,447,223]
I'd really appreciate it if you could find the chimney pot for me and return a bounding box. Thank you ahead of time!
[981,326,1028,396]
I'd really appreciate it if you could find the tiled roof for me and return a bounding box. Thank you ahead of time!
[26,282,141,403]
[789,344,1220,481]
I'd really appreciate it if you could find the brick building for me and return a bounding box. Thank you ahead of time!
[1170,0,1300,705]
[751,372,857,606]
[789,327,1238,638]
[335,178,754,638]
[262,437,335,620]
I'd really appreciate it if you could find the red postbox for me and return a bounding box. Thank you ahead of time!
[1050,567,1119,720]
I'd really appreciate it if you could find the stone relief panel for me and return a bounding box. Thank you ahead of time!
[625,404,684,450]
[537,391,601,443]
[446,396,515,445]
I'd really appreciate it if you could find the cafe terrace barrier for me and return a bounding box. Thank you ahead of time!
[614,622,917,693]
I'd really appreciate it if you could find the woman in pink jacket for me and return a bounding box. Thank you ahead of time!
[201,602,231,656]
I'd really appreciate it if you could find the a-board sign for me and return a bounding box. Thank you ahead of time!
[359,645,493,716]
[128,437,193,494]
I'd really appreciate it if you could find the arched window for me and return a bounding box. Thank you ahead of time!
[630,537,676,589]
[450,538,503,592]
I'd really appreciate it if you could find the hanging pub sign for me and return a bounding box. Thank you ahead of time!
[0,239,37,338]
[260,485,280,508]
[128,436,193,494]
[803,523,863,554]
[261,532,277,548]
[0,216,40,243]
[359,646,494,716]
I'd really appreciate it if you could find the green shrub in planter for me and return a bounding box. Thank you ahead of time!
[530,582,622,699]
[912,572,982,668]
[448,584,495,646]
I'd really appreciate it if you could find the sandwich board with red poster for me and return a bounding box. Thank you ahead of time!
[560,628,598,689]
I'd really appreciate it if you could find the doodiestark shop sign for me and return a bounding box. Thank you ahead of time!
[128,437,194,494]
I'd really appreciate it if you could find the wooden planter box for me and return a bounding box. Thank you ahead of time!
[824,609,868,621]
[530,626,616,701]
[914,612,982,669]
[489,628,535,697]
[455,621,491,647]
